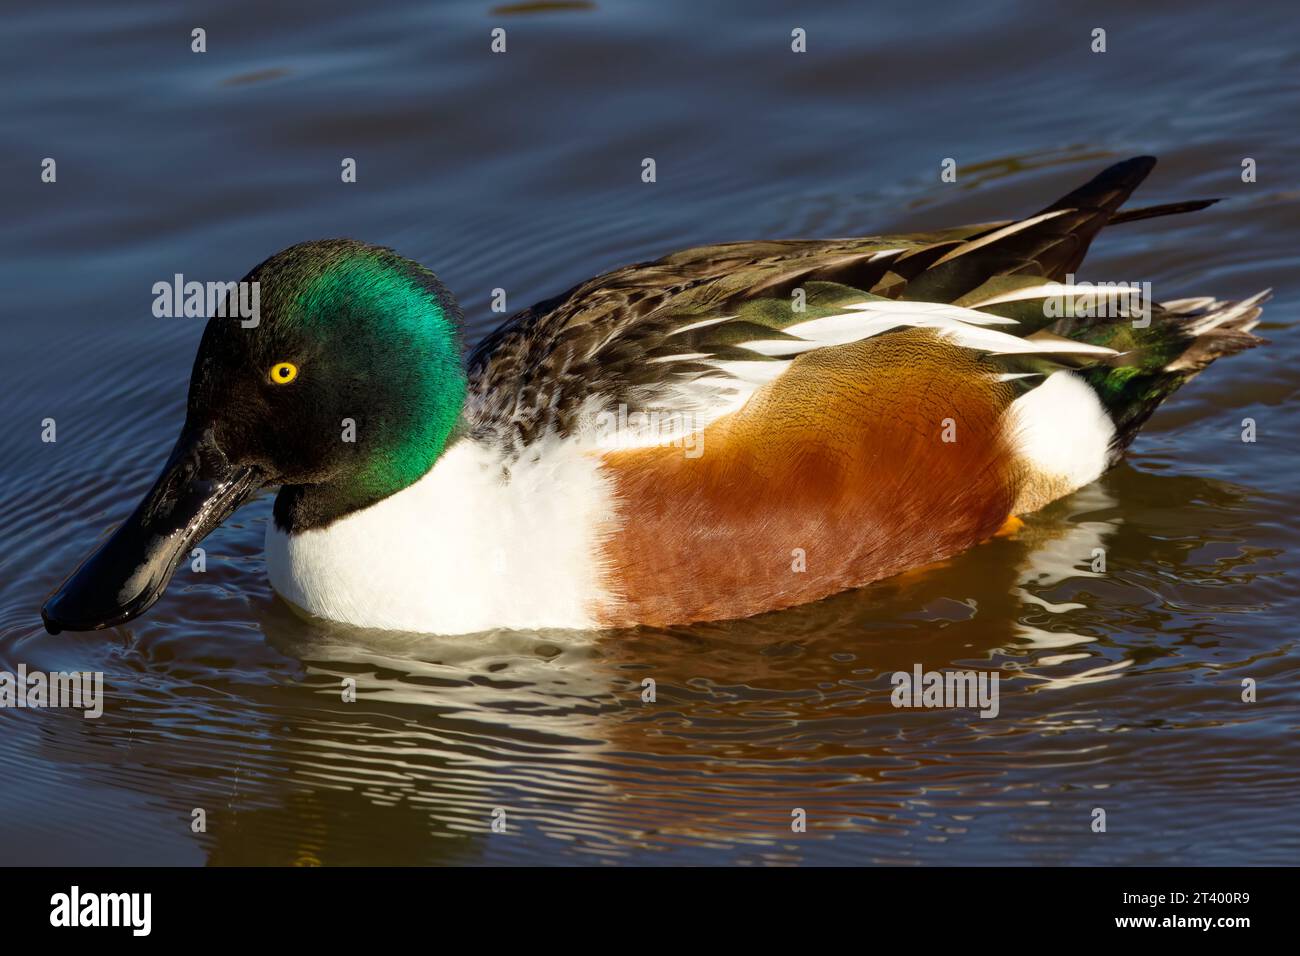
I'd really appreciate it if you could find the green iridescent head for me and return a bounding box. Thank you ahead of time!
[189,238,468,531]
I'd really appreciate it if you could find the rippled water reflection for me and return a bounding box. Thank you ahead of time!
[2,0,1298,865]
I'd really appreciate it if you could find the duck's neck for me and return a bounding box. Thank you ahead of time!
[272,414,466,533]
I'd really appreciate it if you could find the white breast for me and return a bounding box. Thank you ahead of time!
[265,437,619,635]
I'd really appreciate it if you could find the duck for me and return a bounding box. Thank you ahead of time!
[41,156,1269,636]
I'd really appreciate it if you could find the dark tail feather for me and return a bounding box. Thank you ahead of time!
[1036,155,1158,216]
[898,156,1161,302]
[1109,198,1221,225]
[1026,155,1158,277]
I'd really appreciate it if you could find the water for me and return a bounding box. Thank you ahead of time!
[2,0,1298,865]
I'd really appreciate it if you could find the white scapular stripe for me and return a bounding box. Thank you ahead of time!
[737,300,1117,359]
[964,281,1075,307]
[839,299,1021,325]
[966,281,1147,309]
[670,314,736,336]
[650,351,711,363]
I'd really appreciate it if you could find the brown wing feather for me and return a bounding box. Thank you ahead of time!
[594,328,1020,627]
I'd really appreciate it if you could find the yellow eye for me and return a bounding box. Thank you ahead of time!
[269,361,298,385]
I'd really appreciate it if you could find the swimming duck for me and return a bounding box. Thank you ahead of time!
[42,156,1268,636]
